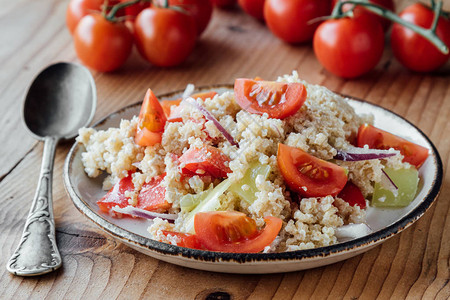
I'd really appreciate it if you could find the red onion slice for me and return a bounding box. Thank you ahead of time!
[334,148,398,161]
[380,169,399,197]
[112,206,177,223]
[186,98,239,147]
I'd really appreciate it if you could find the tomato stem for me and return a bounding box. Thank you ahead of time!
[106,0,141,21]
[333,0,449,55]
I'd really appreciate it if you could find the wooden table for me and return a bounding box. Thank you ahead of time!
[1,0,449,298]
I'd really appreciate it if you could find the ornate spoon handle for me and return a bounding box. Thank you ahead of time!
[6,136,62,276]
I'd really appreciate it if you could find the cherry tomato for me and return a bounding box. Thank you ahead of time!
[337,181,366,209]
[179,145,232,178]
[134,7,197,67]
[238,0,265,21]
[161,231,204,249]
[390,3,450,72]
[357,124,429,168]
[73,14,133,72]
[120,0,149,19]
[264,0,331,43]
[135,88,167,146]
[210,0,237,8]
[194,211,282,253]
[331,0,395,32]
[234,79,307,119]
[137,174,171,212]
[98,172,134,213]
[66,0,104,34]
[313,15,384,78]
[169,0,213,36]
[277,143,348,197]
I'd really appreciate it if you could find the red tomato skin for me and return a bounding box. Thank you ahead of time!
[134,8,197,67]
[73,14,133,72]
[137,174,171,212]
[179,145,232,178]
[120,0,149,18]
[337,181,366,209]
[313,16,384,78]
[238,0,266,21]
[277,143,348,197]
[211,0,237,8]
[161,231,204,249]
[331,0,395,32]
[234,79,307,119]
[390,3,450,72]
[97,173,134,213]
[357,124,429,168]
[66,0,104,34]
[169,0,213,36]
[194,212,282,253]
[264,0,331,43]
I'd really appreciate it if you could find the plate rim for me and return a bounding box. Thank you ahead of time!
[63,85,443,264]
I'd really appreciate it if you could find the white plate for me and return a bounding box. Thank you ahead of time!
[63,86,443,274]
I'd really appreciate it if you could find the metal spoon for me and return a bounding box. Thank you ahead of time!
[6,62,96,276]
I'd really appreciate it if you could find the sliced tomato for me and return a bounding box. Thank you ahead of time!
[357,124,429,168]
[161,98,182,118]
[234,79,307,119]
[337,181,366,209]
[97,172,134,213]
[167,91,218,123]
[179,145,232,178]
[137,174,171,212]
[277,143,347,197]
[161,230,203,249]
[194,211,282,253]
[135,89,167,147]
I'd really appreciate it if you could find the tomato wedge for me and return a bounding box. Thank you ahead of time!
[167,91,218,123]
[277,143,347,197]
[179,145,232,178]
[337,181,366,209]
[135,89,167,147]
[161,230,204,249]
[97,172,134,213]
[137,174,171,212]
[357,124,429,168]
[194,211,282,253]
[161,98,182,118]
[234,79,307,119]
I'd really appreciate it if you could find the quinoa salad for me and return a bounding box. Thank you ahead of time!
[77,71,427,253]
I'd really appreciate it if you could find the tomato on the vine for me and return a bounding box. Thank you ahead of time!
[331,0,395,32]
[277,143,348,197]
[134,7,197,67]
[390,3,450,72]
[66,0,104,34]
[169,0,213,36]
[313,15,384,78]
[238,0,265,21]
[264,0,330,43]
[73,14,133,72]
[120,0,149,19]
[194,211,282,253]
[234,78,307,119]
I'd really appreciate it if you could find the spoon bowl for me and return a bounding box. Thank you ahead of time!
[7,62,96,276]
[23,62,96,140]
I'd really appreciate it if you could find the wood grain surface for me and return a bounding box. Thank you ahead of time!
[1,0,449,298]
